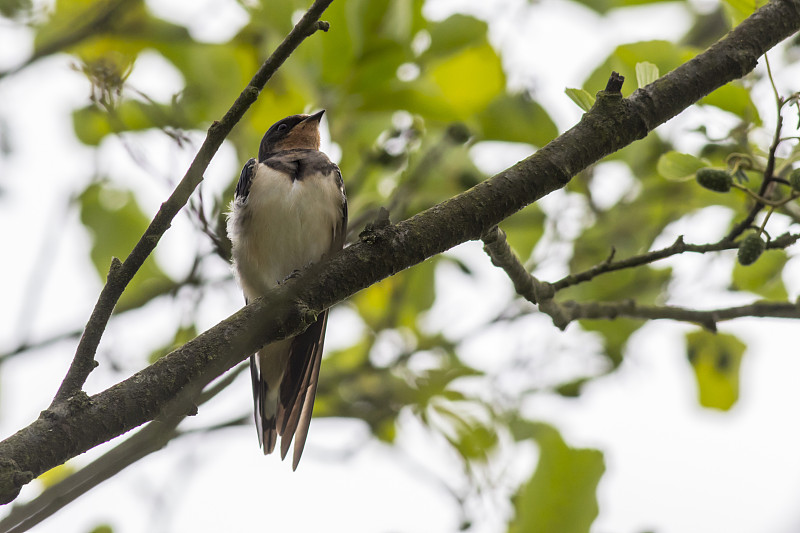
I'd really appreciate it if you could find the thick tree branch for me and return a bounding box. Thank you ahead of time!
[50,0,334,407]
[1,0,798,507]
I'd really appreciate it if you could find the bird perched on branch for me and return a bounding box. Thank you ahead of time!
[227,110,347,469]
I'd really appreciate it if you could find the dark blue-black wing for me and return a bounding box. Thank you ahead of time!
[235,158,257,203]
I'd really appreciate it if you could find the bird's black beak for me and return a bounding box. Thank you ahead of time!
[303,109,325,123]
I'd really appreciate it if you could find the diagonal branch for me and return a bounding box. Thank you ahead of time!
[50,0,335,407]
[0,0,798,507]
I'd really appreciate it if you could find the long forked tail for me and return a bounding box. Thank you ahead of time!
[251,310,328,469]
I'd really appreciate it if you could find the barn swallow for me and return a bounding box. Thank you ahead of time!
[227,110,347,469]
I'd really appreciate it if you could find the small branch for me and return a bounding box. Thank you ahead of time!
[50,0,335,407]
[557,299,800,331]
[481,226,548,304]
[481,226,572,327]
[731,182,800,207]
[604,71,625,93]
[552,232,800,292]
[484,226,800,330]
[0,329,83,364]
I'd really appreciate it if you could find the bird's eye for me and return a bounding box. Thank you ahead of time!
[277,123,289,132]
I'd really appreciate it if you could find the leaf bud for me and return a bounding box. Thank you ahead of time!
[737,233,765,266]
[696,168,732,192]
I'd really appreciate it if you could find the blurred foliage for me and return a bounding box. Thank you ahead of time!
[5,0,799,529]
[509,421,605,533]
[78,182,177,313]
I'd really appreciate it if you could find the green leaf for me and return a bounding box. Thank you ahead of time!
[686,330,746,411]
[565,88,595,112]
[731,249,788,300]
[509,422,605,533]
[428,41,505,118]
[352,260,438,329]
[657,151,708,181]
[477,92,558,147]
[72,100,191,146]
[423,14,488,60]
[580,318,641,368]
[721,0,769,25]
[635,61,659,87]
[701,83,761,125]
[78,182,175,313]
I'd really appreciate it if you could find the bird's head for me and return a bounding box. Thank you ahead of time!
[258,110,325,160]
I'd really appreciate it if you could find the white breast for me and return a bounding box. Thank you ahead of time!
[228,163,342,302]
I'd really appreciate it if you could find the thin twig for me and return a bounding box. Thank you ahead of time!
[557,299,800,331]
[551,232,800,292]
[724,51,786,241]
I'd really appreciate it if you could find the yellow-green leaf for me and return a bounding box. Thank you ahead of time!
[686,330,746,411]
[635,61,659,87]
[657,151,708,181]
[351,260,437,329]
[565,88,595,112]
[428,41,505,118]
[37,463,75,488]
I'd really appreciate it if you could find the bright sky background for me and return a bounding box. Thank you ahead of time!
[1,0,800,532]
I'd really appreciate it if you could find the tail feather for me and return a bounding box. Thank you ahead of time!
[250,353,279,455]
[291,341,323,470]
[251,312,328,468]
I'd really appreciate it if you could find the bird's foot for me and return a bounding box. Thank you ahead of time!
[278,269,303,285]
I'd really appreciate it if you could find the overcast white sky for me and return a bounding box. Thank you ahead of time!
[2,0,800,532]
